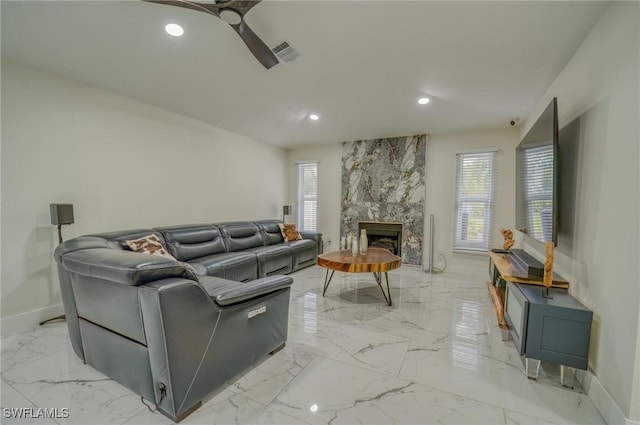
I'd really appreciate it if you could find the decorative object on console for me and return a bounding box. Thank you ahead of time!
[351,236,358,256]
[340,236,346,250]
[50,203,74,244]
[501,228,515,250]
[41,203,75,326]
[359,229,368,255]
[542,241,554,297]
[282,205,291,223]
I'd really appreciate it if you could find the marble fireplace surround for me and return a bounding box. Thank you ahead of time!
[340,134,426,265]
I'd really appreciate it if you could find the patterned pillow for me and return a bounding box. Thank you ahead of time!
[124,234,175,260]
[278,223,303,242]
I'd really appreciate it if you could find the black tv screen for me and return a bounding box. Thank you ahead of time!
[515,97,558,245]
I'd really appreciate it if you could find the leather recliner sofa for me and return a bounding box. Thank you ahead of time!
[53,220,321,422]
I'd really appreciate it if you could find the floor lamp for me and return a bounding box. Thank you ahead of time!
[40,204,74,326]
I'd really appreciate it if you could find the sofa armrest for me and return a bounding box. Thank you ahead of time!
[299,231,323,254]
[211,275,293,307]
[61,248,198,286]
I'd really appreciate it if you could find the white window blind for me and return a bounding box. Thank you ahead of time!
[453,151,496,252]
[296,162,318,232]
[521,145,554,242]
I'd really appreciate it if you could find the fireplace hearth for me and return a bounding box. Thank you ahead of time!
[358,221,403,257]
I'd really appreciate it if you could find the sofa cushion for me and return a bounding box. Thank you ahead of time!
[155,224,226,261]
[278,223,302,242]
[245,245,293,277]
[287,239,318,271]
[124,234,175,260]
[188,252,258,282]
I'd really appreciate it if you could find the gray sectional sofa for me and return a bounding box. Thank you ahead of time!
[53,220,321,422]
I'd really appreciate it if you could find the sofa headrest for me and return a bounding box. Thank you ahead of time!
[254,220,285,245]
[154,224,226,261]
[217,222,264,252]
[54,236,120,263]
[89,229,165,248]
[61,248,198,286]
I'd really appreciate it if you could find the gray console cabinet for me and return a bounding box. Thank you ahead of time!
[505,282,593,383]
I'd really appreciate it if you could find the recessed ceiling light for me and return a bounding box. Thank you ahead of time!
[165,23,184,37]
[418,97,430,105]
[309,114,319,121]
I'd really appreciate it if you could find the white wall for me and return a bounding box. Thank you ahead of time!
[286,143,342,252]
[425,128,518,274]
[518,3,639,421]
[1,60,288,327]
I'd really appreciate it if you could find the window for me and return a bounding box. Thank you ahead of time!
[453,151,496,252]
[296,162,318,232]
[521,145,554,241]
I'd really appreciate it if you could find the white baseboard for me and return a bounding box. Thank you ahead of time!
[579,369,637,425]
[1,304,64,337]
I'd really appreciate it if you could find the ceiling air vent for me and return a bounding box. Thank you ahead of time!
[271,42,299,63]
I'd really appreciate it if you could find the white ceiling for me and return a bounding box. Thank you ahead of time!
[1,1,610,148]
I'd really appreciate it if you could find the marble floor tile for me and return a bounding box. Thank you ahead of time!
[2,322,69,373]
[181,392,309,425]
[2,347,147,424]
[504,409,567,425]
[227,342,315,406]
[1,379,60,424]
[398,341,604,425]
[122,386,307,425]
[0,265,606,425]
[271,356,507,425]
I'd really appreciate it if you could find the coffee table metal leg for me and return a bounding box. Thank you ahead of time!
[372,272,392,306]
[322,269,336,296]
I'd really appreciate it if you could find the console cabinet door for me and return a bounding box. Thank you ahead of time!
[524,291,593,370]
[520,285,593,370]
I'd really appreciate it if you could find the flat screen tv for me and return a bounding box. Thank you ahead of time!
[515,97,558,245]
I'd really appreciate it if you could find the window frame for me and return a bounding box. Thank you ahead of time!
[453,150,496,252]
[295,161,319,232]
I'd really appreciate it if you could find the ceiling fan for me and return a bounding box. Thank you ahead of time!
[145,0,279,69]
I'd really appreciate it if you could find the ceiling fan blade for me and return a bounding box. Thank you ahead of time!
[230,19,279,69]
[218,0,262,16]
[144,0,278,69]
[143,0,218,17]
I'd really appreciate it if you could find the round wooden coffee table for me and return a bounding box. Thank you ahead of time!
[316,248,402,306]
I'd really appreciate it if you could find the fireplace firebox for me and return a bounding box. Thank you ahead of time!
[358,221,403,257]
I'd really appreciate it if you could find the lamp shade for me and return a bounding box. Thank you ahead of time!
[50,204,74,225]
[283,205,292,216]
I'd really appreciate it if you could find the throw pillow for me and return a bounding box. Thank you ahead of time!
[278,223,303,242]
[124,234,175,260]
